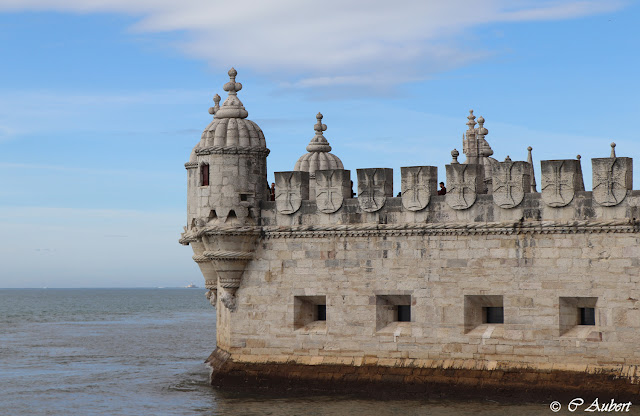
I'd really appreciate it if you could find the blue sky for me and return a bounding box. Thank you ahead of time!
[0,1,638,287]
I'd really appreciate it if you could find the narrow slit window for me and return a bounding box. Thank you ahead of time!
[316,305,326,321]
[579,307,595,326]
[397,305,411,322]
[483,307,504,324]
[200,163,210,186]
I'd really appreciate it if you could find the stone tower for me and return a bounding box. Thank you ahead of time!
[179,77,640,393]
[181,68,269,321]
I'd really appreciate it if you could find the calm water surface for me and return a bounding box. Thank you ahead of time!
[0,289,636,415]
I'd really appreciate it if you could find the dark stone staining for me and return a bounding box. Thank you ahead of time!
[446,259,467,268]
[473,195,495,223]
[325,259,340,268]
[283,260,297,268]
[342,200,360,213]
[575,193,596,219]
[300,201,317,214]
[523,193,542,221]
[348,213,362,223]
[260,200,276,210]
[385,197,403,212]
[205,348,640,399]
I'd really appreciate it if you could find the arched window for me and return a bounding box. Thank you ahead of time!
[200,163,210,186]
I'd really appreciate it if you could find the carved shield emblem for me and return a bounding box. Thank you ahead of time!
[592,157,632,206]
[357,168,393,212]
[401,166,436,211]
[492,161,530,209]
[275,171,309,214]
[316,169,349,214]
[541,160,578,207]
[446,164,481,210]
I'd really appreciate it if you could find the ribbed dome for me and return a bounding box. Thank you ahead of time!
[294,113,343,176]
[190,68,266,162]
[201,118,266,148]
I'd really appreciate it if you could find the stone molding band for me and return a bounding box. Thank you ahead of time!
[262,219,639,238]
[192,254,210,262]
[204,250,254,261]
[184,162,199,169]
[195,146,270,157]
[181,219,639,244]
[180,226,262,244]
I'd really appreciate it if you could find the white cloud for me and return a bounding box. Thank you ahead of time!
[0,0,627,88]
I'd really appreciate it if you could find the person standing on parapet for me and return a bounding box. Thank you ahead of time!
[437,182,447,195]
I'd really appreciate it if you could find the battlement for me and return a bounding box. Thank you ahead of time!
[265,143,636,227]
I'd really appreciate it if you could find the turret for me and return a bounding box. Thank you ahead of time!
[181,68,268,311]
[185,67,269,227]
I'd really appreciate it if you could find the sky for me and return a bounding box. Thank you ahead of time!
[0,0,639,288]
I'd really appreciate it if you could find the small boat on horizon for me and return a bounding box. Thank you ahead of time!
[185,282,198,288]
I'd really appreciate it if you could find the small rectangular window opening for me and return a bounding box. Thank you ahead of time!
[316,305,326,321]
[397,305,411,322]
[483,307,504,324]
[200,164,210,186]
[580,307,595,326]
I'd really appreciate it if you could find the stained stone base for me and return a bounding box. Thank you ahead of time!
[206,348,640,399]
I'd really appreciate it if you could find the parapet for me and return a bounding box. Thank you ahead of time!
[262,141,637,228]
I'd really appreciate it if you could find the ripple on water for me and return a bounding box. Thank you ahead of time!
[2,289,636,416]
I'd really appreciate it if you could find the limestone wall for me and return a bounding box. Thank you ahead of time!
[217,191,640,373]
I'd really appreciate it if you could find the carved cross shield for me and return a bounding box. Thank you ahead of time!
[316,169,350,214]
[446,164,482,210]
[592,157,632,206]
[541,160,580,207]
[401,166,436,211]
[357,168,393,212]
[492,161,530,209]
[275,171,309,214]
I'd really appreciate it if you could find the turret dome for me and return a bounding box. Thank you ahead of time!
[293,113,343,177]
[189,68,267,162]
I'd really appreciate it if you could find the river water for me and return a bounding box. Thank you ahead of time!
[0,288,636,415]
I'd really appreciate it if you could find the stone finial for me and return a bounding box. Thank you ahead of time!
[305,112,332,153]
[477,116,488,136]
[223,67,242,95]
[466,110,476,130]
[504,155,512,162]
[610,142,616,158]
[314,112,327,134]
[451,149,460,164]
[577,155,581,160]
[214,68,249,119]
[208,93,221,115]
[527,146,537,192]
